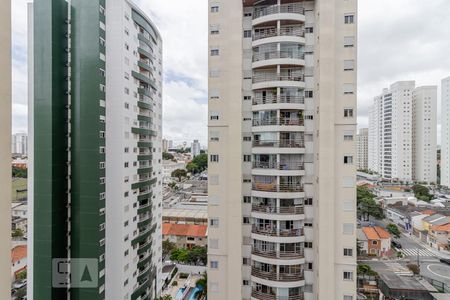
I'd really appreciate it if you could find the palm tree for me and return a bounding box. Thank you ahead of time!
[196,272,207,299]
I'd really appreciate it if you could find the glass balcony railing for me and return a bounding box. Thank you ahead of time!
[253,3,305,19]
[253,72,305,84]
[253,95,305,105]
[251,267,305,282]
[251,290,305,300]
[252,139,305,148]
[252,161,305,170]
[253,50,305,62]
[252,118,304,126]
[253,27,305,41]
[252,204,304,215]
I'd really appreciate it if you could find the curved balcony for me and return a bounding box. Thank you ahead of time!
[252,204,304,215]
[251,290,304,300]
[253,51,305,69]
[252,118,304,127]
[251,267,304,282]
[253,161,305,171]
[253,139,304,148]
[252,182,304,193]
[253,95,304,106]
[252,226,303,237]
[253,27,305,47]
[253,2,305,21]
[252,72,305,90]
[252,248,304,260]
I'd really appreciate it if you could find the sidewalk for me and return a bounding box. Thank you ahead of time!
[402,232,450,259]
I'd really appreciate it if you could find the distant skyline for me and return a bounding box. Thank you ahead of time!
[11,0,450,146]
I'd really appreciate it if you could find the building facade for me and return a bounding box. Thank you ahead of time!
[441,77,450,187]
[0,0,12,297]
[30,1,162,299]
[208,0,358,299]
[191,139,201,157]
[368,81,437,183]
[12,133,28,155]
[356,128,368,171]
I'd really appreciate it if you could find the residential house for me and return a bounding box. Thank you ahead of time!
[428,223,450,250]
[162,223,207,249]
[11,245,27,280]
[357,228,368,255]
[361,226,392,257]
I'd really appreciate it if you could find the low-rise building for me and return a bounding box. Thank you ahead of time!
[163,208,207,225]
[162,160,187,183]
[11,245,27,281]
[162,223,207,249]
[428,223,450,250]
[361,226,392,257]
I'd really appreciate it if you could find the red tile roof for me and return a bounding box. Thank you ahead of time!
[11,245,27,263]
[421,210,436,216]
[432,223,450,232]
[362,226,391,240]
[162,223,207,238]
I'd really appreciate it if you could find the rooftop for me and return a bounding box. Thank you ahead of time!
[11,245,27,263]
[379,273,428,291]
[362,226,391,240]
[162,223,207,238]
[431,223,450,232]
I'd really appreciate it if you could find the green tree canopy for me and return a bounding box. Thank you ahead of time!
[192,153,207,172]
[171,169,187,182]
[163,152,175,160]
[12,228,24,238]
[357,187,383,221]
[357,264,378,277]
[412,184,433,202]
[386,223,401,238]
[163,240,177,257]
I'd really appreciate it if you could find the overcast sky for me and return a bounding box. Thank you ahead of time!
[12,0,450,146]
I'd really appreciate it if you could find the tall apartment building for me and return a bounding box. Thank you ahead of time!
[29,1,163,299]
[356,128,368,170]
[208,1,358,299]
[441,77,450,187]
[12,133,28,155]
[368,81,437,183]
[191,139,201,157]
[0,0,12,298]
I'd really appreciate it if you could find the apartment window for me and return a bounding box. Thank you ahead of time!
[243,196,251,203]
[343,83,354,94]
[99,84,106,92]
[99,68,105,77]
[210,131,220,141]
[210,155,219,162]
[100,131,105,138]
[307,262,313,270]
[210,112,219,120]
[99,239,105,246]
[343,223,354,235]
[243,280,250,286]
[343,271,354,281]
[305,27,313,33]
[305,242,313,248]
[99,208,106,216]
[344,156,353,164]
[344,248,353,257]
[124,72,130,80]
[304,223,313,227]
[344,109,354,118]
[99,5,105,14]
[124,102,129,109]
[243,30,252,38]
[372,240,378,245]
[244,12,252,17]
[242,258,250,265]
[305,90,313,98]
[243,95,251,101]
[210,24,220,35]
[209,68,220,78]
[344,36,355,47]
[124,27,129,36]
[99,147,105,154]
[100,162,105,169]
[210,218,219,228]
[99,223,105,231]
[124,147,129,153]
[243,217,250,224]
[100,177,105,184]
[343,60,354,71]
[99,21,106,30]
[210,5,219,13]
[99,99,106,107]
[124,87,129,94]
[243,136,251,141]
[210,48,220,56]
[125,43,129,50]
[344,131,354,141]
[305,198,313,205]
[243,155,251,162]
[124,250,129,256]
[344,14,355,24]
[124,162,129,168]
[210,239,219,249]
[344,296,353,300]
[210,261,219,269]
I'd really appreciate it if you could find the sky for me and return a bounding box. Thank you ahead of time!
[11,0,450,146]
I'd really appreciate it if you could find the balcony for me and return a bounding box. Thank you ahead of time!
[252,248,304,260]
[252,204,304,215]
[253,72,304,84]
[253,3,305,19]
[252,139,305,148]
[252,226,303,237]
[252,182,304,193]
[253,27,305,41]
[251,290,304,300]
[252,118,304,127]
[253,50,305,62]
[253,95,305,105]
[253,161,305,171]
[251,267,304,282]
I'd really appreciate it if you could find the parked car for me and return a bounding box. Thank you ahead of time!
[12,279,27,289]
[391,240,402,249]
[440,258,450,265]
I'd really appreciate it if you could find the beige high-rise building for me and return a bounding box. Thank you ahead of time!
[357,128,368,171]
[207,0,357,299]
[0,0,12,298]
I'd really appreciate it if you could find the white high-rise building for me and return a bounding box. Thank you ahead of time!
[412,86,437,184]
[191,139,201,157]
[208,0,358,299]
[368,81,437,183]
[356,128,368,170]
[12,133,28,155]
[441,77,450,187]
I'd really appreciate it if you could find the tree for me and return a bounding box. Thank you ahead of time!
[14,287,26,299]
[155,295,173,300]
[188,246,207,265]
[171,169,187,182]
[163,240,177,257]
[196,272,207,298]
[386,223,401,238]
[168,181,178,191]
[407,264,420,275]
[12,167,27,178]
[16,269,27,280]
[357,187,384,221]
[412,184,433,202]
[163,152,174,160]
[192,153,208,171]
[170,248,189,263]
[186,162,200,174]
[12,228,24,238]
[357,264,378,278]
